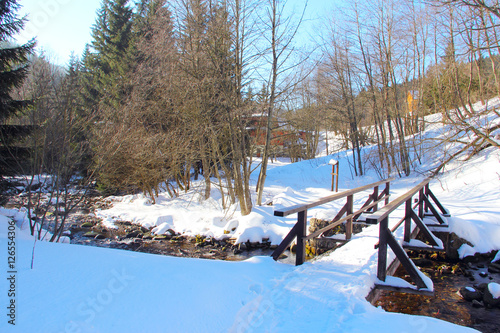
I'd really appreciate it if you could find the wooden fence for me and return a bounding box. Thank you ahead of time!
[272,178,394,266]
[366,177,449,295]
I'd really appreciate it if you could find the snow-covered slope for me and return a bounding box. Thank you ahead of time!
[2,101,499,332]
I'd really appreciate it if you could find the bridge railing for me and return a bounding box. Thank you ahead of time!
[272,178,394,265]
[366,177,449,294]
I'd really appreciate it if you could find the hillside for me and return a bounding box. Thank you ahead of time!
[1,102,500,331]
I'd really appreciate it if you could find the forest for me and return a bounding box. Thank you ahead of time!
[1,0,500,242]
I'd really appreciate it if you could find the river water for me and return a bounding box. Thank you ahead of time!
[374,252,500,333]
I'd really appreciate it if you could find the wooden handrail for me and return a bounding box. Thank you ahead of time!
[272,178,394,265]
[274,178,395,217]
[373,195,426,249]
[367,177,450,294]
[305,194,390,241]
[366,178,431,224]
[272,175,452,297]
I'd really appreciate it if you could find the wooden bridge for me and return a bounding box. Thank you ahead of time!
[271,177,450,297]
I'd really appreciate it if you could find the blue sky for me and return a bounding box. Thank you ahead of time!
[16,0,102,65]
[15,0,332,66]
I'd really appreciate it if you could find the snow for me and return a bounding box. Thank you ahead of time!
[488,283,500,299]
[3,99,500,332]
[403,238,444,251]
[0,219,476,333]
[151,221,173,235]
[376,276,432,292]
[0,207,71,244]
[433,148,500,258]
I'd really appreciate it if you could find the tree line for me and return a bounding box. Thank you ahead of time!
[1,0,500,230]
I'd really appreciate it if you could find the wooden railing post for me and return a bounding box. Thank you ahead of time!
[346,195,353,240]
[330,161,339,192]
[373,186,379,212]
[384,181,390,205]
[404,198,412,243]
[295,209,307,265]
[335,163,340,192]
[377,217,389,282]
[423,184,429,215]
[418,188,424,219]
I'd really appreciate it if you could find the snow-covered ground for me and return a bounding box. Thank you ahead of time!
[1,101,500,332]
[0,214,480,333]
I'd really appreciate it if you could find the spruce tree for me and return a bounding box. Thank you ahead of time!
[93,0,180,198]
[83,0,134,113]
[0,0,35,177]
[82,0,145,193]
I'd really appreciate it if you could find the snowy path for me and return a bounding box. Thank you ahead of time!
[229,220,476,333]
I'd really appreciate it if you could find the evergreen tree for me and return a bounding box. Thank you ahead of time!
[133,0,165,40]
[57,54,91,176]
[0,0,35,176]
[79,0,135,190]
[82,0,134,115]
[92,0,180,196]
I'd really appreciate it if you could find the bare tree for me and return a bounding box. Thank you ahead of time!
[255,0,308,206]
[420,0,500,173]
[225,0,261,215]
[319,19,365,176]
[13,54,93,242]
[430,0,500,19]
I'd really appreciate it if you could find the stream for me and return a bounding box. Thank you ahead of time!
[68,216,286,262]
[374,251,500,333]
